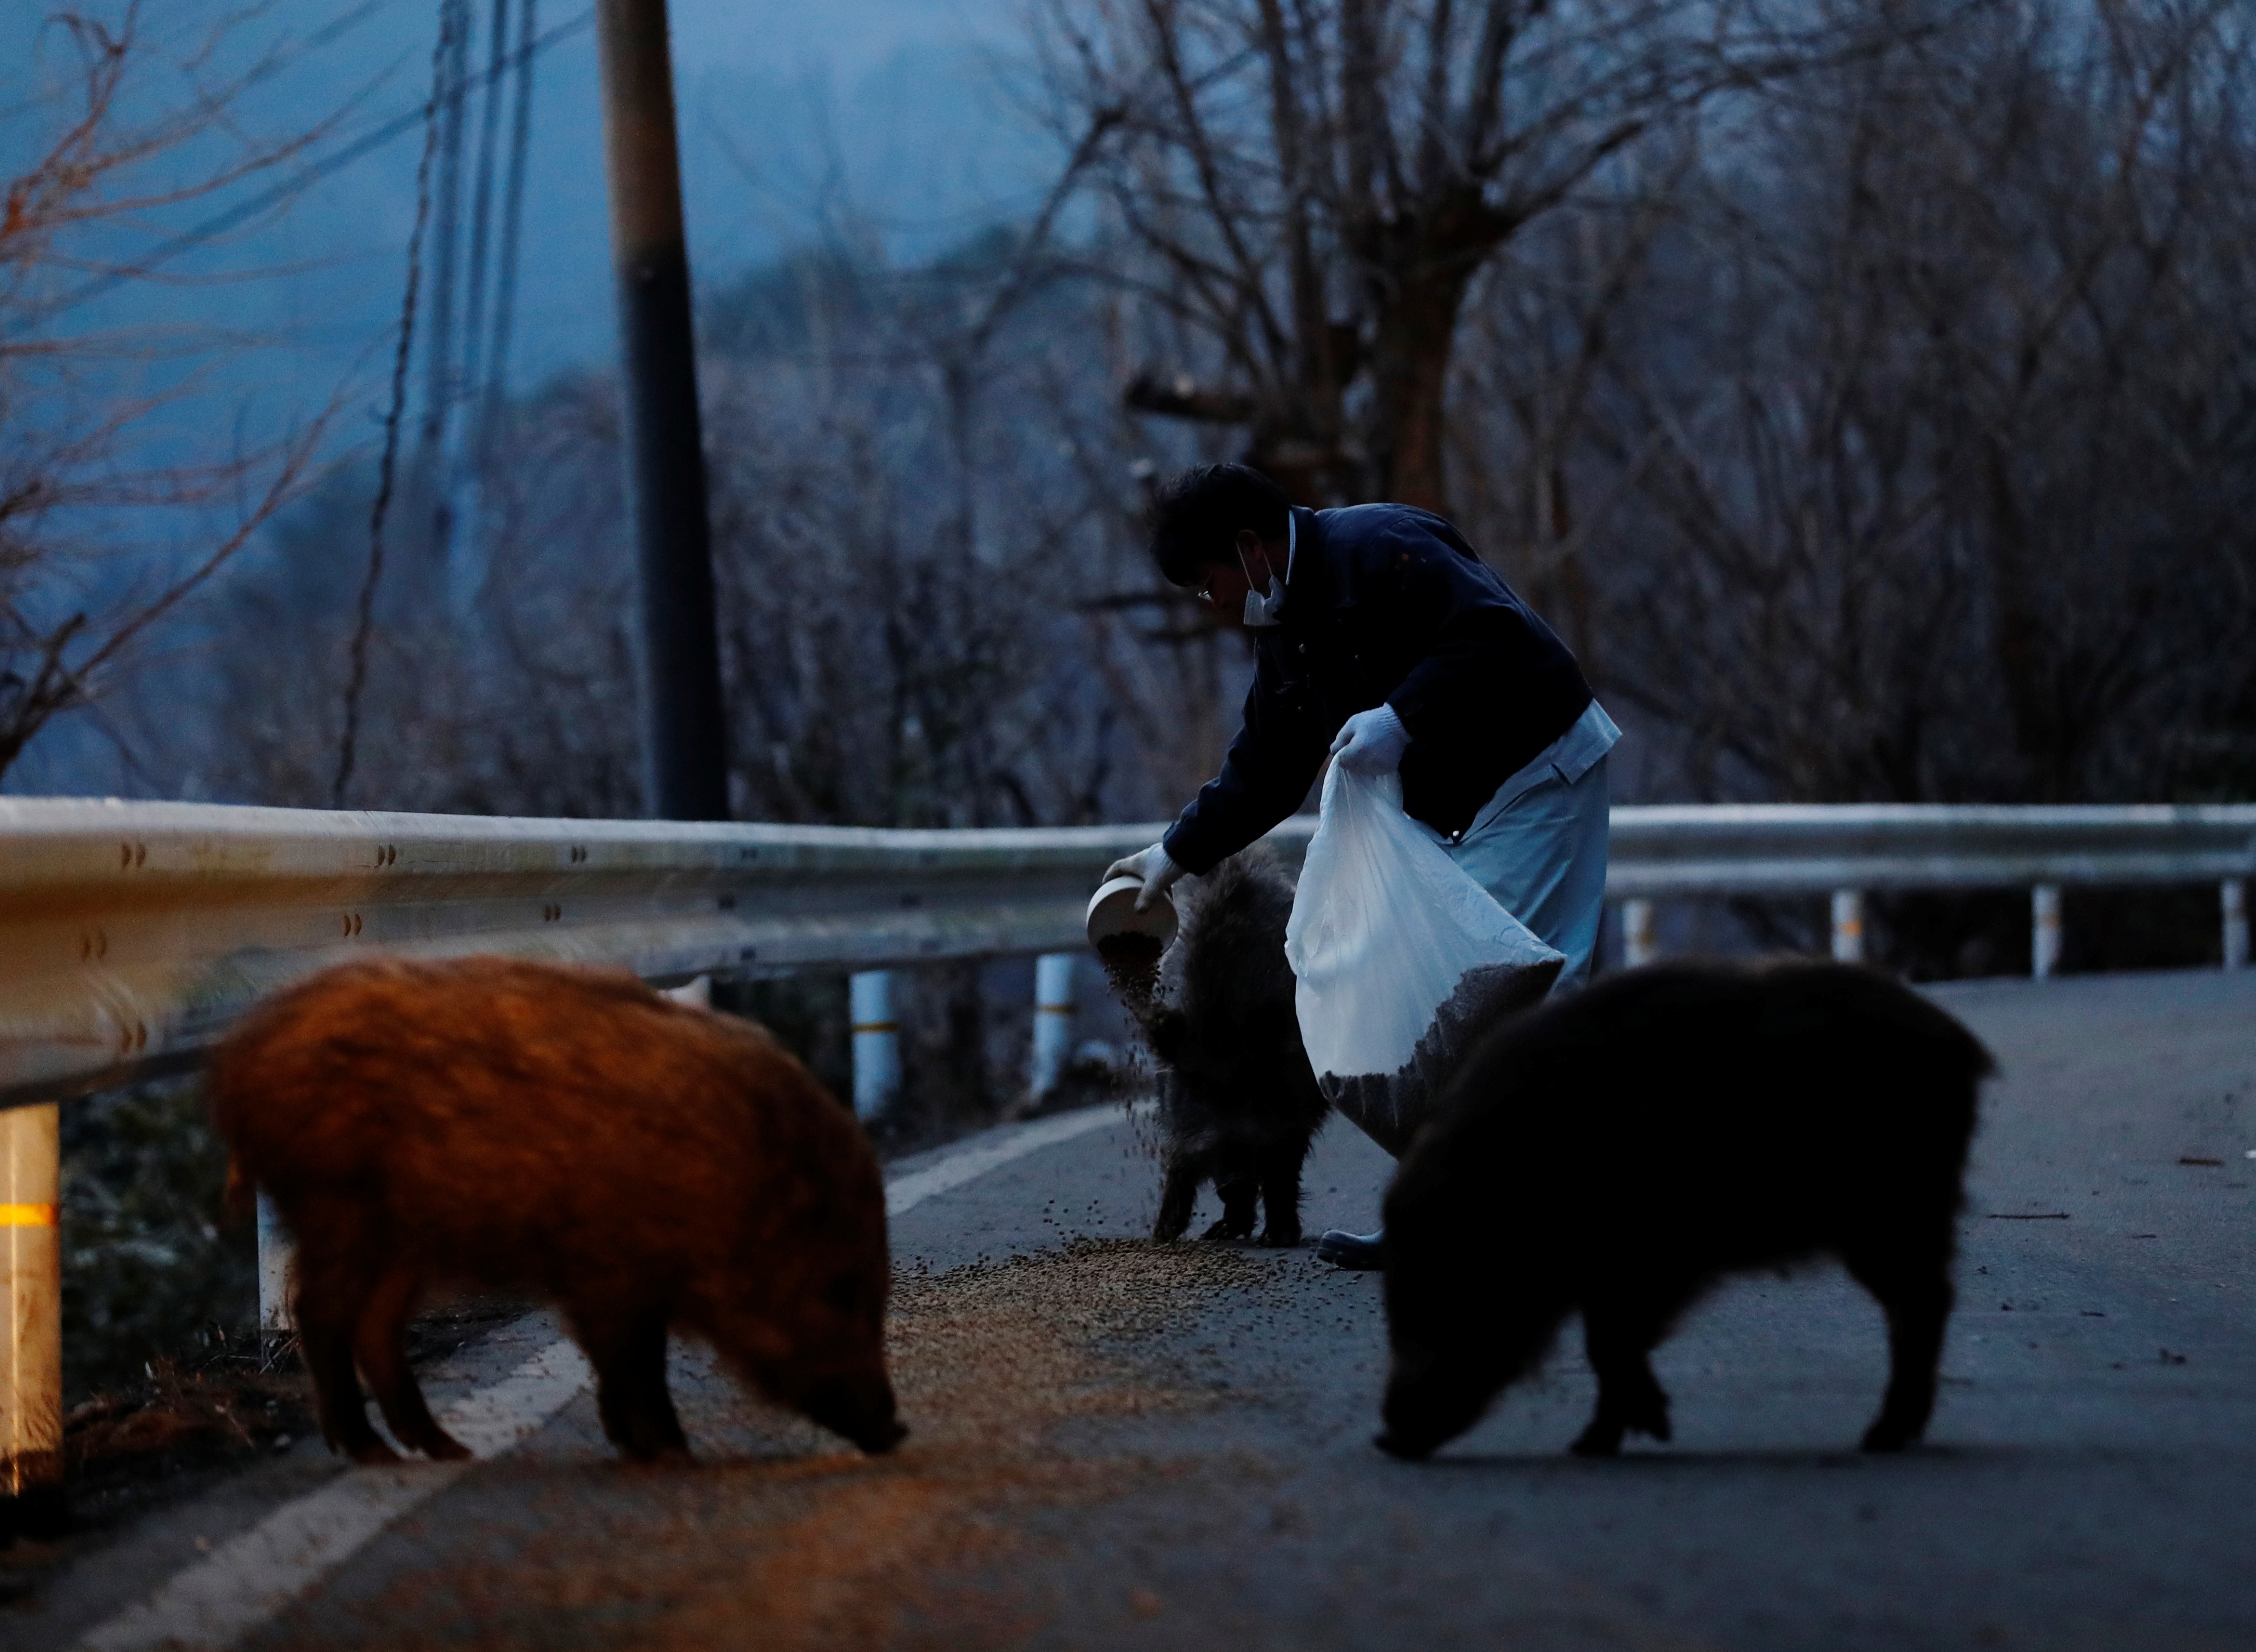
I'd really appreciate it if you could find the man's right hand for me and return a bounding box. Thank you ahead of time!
[1103,843,1186,911]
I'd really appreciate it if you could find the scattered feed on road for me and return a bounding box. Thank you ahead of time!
[1095,934,1164,1011]
[266,1239,1272,1652]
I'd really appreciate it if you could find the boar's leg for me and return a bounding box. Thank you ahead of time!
[354,1261,469,1461]
[292,1219,399,1464]
[1845,1245,1952,1452]
[1256,1155,1303,1248]
[1571,1295,1674,1457]
[573,1307,688,1462]
[1202,1173,1259,1240]
[1154,1154,1203,1241]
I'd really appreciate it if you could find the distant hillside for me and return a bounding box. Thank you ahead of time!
[3,0,1059,794]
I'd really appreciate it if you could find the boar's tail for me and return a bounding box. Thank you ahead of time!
[221,1153,256,1225]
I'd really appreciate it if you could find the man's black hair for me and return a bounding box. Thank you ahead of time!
[1149,463,1293,586]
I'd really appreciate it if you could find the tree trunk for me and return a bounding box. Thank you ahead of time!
[1360,202,1500,513]
[1981,434,2054,798]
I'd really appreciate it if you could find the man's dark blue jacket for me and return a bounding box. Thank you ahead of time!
[1160,503,1593,875]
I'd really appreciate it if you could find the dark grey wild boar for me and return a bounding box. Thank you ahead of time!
[1140,852,1330,1246]
[1376,960,1989,1459]
[208,956,904,1464]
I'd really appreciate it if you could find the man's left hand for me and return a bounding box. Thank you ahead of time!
[1330,705,1411,775]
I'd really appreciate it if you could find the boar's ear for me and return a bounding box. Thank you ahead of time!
[1146,1008,1190,1066]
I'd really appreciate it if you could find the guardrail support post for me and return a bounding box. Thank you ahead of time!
[850,971,900,1121]
[2032,884,2063,979]
[2224,880,2248,970]
[0,1104,62,1527]
[257,1192,295,1339]
[1831,889,1865,964]
[1029,954,1078,1101]
[1622,899,1658,968]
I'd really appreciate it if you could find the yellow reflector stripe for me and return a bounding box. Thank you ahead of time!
[0,1205,57,1227]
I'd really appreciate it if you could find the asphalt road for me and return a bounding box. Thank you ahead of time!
[19,967,2256,1650]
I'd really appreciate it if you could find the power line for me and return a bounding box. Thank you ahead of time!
[335,1,460,810]
[437,0,526,612]
[459,0,515,406]
[483,0,539,438]
[420,0,473,451]
[23,6,593,329]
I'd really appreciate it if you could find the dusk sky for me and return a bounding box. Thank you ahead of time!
[3,0,1057,791]
[18,0,1054,444]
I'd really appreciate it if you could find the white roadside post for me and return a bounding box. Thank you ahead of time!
[1028,953,1079,1101]
[0,1103,62,1523]
[2225,880,2248,970]
[2032,884,2063,979]
[257,1192,295,1340]
[1622,899,1658,967]
[1831,889,1865,964]
[850,970,900,1121]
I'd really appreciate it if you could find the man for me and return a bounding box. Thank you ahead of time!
[1104,463,1618,1268]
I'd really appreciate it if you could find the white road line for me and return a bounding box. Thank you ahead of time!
[76,1340,592,1652]
[72,1101,1133,1651]
[886,1102,1138,1217]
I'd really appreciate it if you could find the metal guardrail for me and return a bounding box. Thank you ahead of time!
[5,797,2254,1109]
[1604,803,2256,896]
[0,794,2250,1506]
[1602,804,2256,977]
[0,798,1158,1108]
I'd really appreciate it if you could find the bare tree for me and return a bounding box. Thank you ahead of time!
[1444,142,1694,669]
[1555,0,2256,809]
[200,364,645,817]
[1038,0,1931,507]
[699,245,1156,831]
[1417,0,2256,968]
[0,5,348,782]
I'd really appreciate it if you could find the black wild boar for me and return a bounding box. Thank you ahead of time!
[1376,960,1990,1459]
[1138,852,1330,1246]
[207,956,904,1464]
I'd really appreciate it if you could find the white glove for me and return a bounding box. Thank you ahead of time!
[1329,704,1411,775]
[1103,842,1186,911]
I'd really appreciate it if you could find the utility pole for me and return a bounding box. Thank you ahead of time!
[594,0,730,820]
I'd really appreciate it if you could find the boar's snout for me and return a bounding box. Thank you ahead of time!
[1373,1426,1439,1461]
[856,1417,909,1455]
[1376,1342,1496,1462]
[797,1370,906,1455]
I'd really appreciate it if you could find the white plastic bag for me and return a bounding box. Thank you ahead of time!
[1284,764,1564,1155]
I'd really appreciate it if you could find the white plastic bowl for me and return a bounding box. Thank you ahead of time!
[1085,875,1179,950]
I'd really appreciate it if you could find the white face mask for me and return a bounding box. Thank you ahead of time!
[1242,573,1288,627]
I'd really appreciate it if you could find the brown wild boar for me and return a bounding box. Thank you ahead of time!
[207,955,904,1464]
